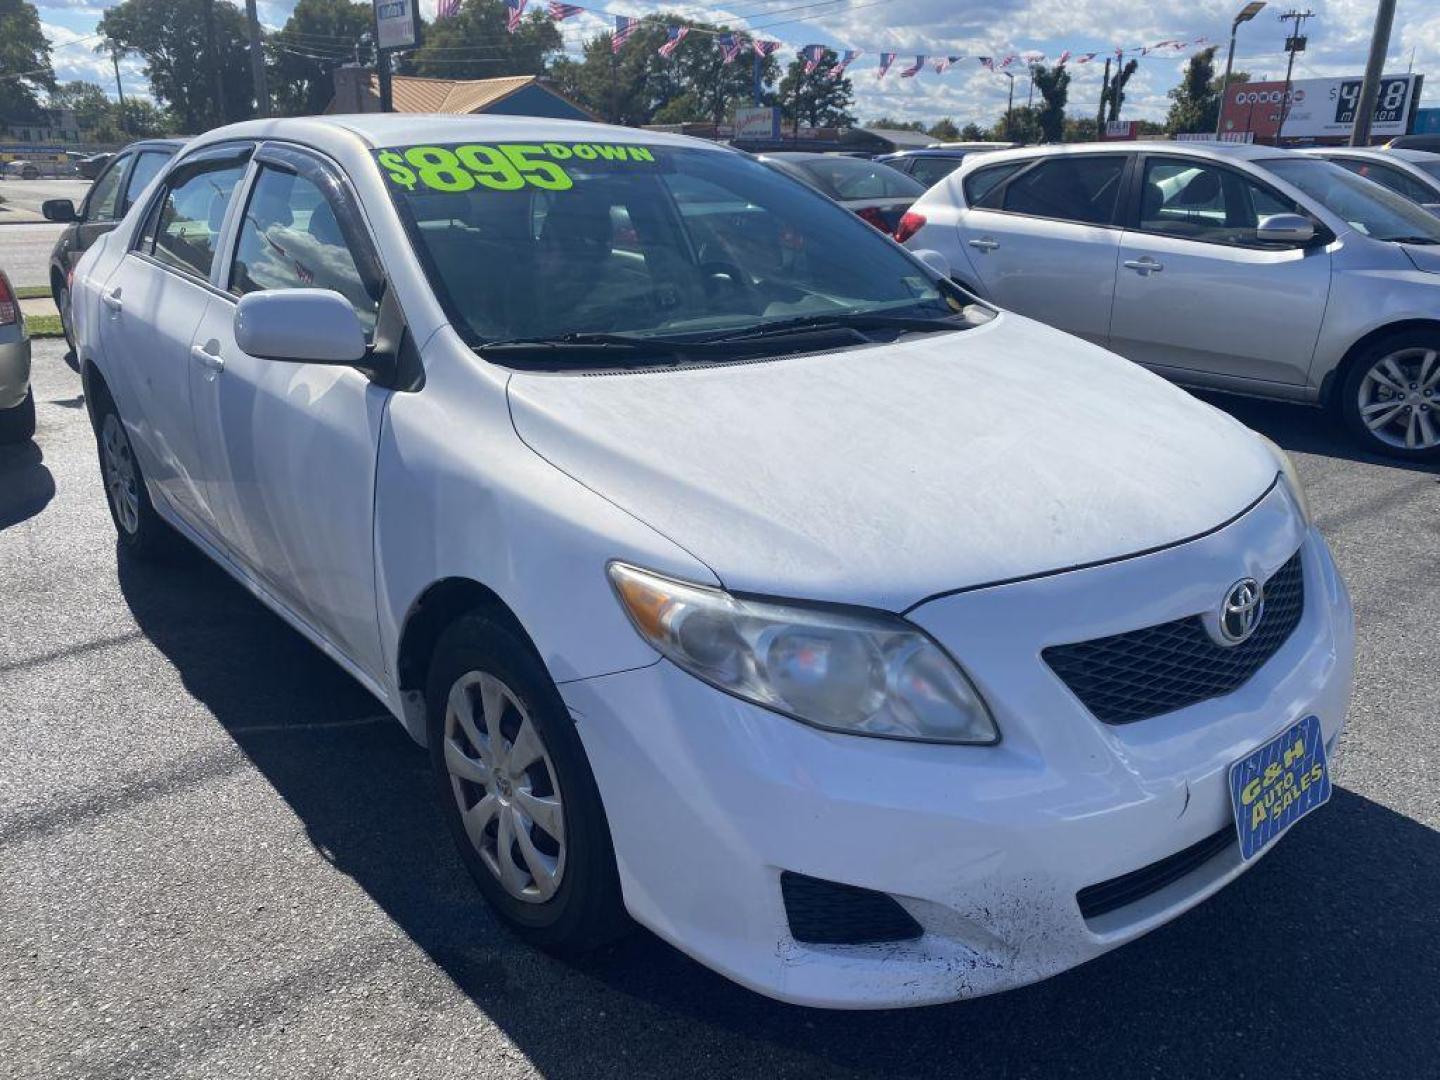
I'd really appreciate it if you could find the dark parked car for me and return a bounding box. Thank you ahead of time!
[757,152,925,234]
[42,138,184,348]
[877,145,1011,188]
[76,152,115,180]
[1385,134,1440,154]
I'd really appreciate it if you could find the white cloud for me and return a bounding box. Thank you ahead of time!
[42,20,152,99]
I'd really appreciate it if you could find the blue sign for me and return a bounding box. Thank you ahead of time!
[1228,715,1331,861]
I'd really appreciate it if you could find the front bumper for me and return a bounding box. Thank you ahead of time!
[562,486,1354,1008]
[0,327,31,411]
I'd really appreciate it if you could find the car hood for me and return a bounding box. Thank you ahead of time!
[506,314,1279,611]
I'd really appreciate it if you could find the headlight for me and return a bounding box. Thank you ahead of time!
[1257,435,1312,526]
[607,563,998,744]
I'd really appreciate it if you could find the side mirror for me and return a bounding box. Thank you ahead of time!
[42,199,77,223]
[234,289,367,365]
[1256,213,1316,245]
[912,248,952,279]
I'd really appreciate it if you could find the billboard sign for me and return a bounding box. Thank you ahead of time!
[374,0,418,50]
[733,106,781,140]
[1220,74,1421,141]
[1101,120,1139,141]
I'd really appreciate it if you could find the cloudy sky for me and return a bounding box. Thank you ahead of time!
[32,0,1440,126]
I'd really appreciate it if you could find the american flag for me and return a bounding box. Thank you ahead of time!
[657,26,688,58]
[1072,52,1097,64]
[1019,49,1044,64]
[1056,50,1071,66]
[752,39,781,58]
[612,14,640,52]
[504,0,525,32]
[876,52,896,78]
[998,54,1019,69]
[801,44,826,74]
[899,55,924,77]
[546,1,583,19]
[978,56,994,71]
[828,49,859,78]
[717,33,742,63]
[930,54,962,74]
[436,0,460,20]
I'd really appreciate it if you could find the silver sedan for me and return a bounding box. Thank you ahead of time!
[0,268,34,444]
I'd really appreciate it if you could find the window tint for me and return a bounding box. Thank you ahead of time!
[1329,158,1434,205]
[122,151,170,214]
[145,159,247,279]
[965,162,1024,206]
[909,156,963,187]
[84,155,129,222]
[1139,158,1304,246]
[230,166,379,334]
[999,156,1124,224]
[793,157,925,200]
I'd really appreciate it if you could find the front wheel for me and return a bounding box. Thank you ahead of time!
[1339,334,1440,462]
[56,282,75,352]
[425,613,629,951]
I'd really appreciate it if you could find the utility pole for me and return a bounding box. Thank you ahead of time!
[1098,56,1111,130]
[1350,0,1396,146]
[109,43,128,133]
[1216,2,1266,138]
[1274,9,1313,145]
[244,0,270,117]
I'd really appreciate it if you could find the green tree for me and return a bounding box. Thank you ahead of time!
[867,116,926,132]
[1100,58,1138,123]
[1165,46,1222,134]
[100,0,255,132]
[959,122,987,141]
[270,0,371,116]
[777,49,855,129]
[666,29,778,125]
[550,21,682,126]
[0,0,54,120]
[994,106,1041,145]
[405,0,560,79]
[49,81,113,133]
[1063,115,1097,142]
[1030,63,1069,143]
[928,117,959,141]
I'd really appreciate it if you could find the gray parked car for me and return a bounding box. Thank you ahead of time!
[0,268,34,444]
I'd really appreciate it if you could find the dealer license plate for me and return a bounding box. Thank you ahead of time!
[1228,715,1331,861]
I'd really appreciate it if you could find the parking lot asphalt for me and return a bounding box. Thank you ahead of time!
[0,223,63,289]
[2,340,1437,1080]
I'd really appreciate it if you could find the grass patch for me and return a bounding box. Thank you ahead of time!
[15,285,49,300]
[25,314,63,338]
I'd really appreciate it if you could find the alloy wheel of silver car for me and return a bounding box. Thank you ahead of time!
[443,670,566,904]
[100,412,141,535]
[1356,347,1440,451]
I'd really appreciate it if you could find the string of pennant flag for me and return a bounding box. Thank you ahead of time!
[459,0,1211,75]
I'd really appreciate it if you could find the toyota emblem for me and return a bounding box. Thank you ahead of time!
[1218,578,1264,645]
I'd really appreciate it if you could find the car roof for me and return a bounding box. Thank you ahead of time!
[878,149,972,159]
[123,138,187,153]
[1302,146,1440,164]
[962,140,1287,168]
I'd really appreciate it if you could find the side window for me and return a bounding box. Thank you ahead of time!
[83,155,129,223]
[1139,158,1303,246]
[965,162,1024,206]
[121,151,170,214]
[145,158,248,280]
[910,157,963,187]
[999,156,1125,224]
[230,166,380,335]
[1331,158,1433,205]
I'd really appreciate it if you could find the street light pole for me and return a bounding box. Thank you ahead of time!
[1215,2,1266,139]
[1350,0,1397,146]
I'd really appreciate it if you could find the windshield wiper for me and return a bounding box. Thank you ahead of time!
[698,312,963,343]
[477,332,713,357]
[1385,235,1440,246]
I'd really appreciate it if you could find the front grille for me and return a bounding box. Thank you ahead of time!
[1077,826,1236,920]
[1043,551,1305,725]
[780,871,923,945]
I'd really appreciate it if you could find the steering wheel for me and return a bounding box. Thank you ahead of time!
[697,261,763,312]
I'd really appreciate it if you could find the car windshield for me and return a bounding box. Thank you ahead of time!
[377,141,970,358]
[1410,158,1440,182]
[1261,157,1440,242]
[788,157,925,200]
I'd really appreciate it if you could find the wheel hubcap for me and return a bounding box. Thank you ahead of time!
[443,671,566,903]
[100,413,141,535]
[1358,347,1440,450]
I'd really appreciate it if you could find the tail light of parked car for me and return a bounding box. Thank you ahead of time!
[894,212,926,245]
[854,206,890,233]
[0,271,18,326]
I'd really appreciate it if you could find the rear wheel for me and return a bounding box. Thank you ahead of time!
[93,388,173,558]
[425,613,628,950]
[0,389,35,444]
[1339,332,1440,462]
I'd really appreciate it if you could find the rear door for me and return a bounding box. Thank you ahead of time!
[1109,154,1331,387]
[955,153,1129,346]
[187,143,390,677]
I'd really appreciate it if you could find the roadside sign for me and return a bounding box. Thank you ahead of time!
[1220,73,1422,141]
[734,106,781,140]
[374,0,418,50]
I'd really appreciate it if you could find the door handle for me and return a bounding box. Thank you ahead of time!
[102,288,123,312]
[1123,257,1164,274]
[190,344,225,374]
[968,237,1000,252]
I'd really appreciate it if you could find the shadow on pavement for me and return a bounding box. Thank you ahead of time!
[0,440,54,529]
[117,543,1439,1079]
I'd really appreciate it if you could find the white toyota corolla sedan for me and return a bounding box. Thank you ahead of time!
[70,116,1354,1008]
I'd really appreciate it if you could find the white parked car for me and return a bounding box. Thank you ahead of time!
[70,117,1354,1009]
[900,142,1440,460]
[1299,146,1440,212]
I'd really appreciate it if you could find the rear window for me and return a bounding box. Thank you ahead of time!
[995,156,1126,225]
[964,162,1024,206]
[790,157,925,200]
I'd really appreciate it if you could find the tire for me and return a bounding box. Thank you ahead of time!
[55,282,75,353]
[1338,331,1440,462]
[425,612,629,951]
[0,388,36,444]
[91,386,173,559]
